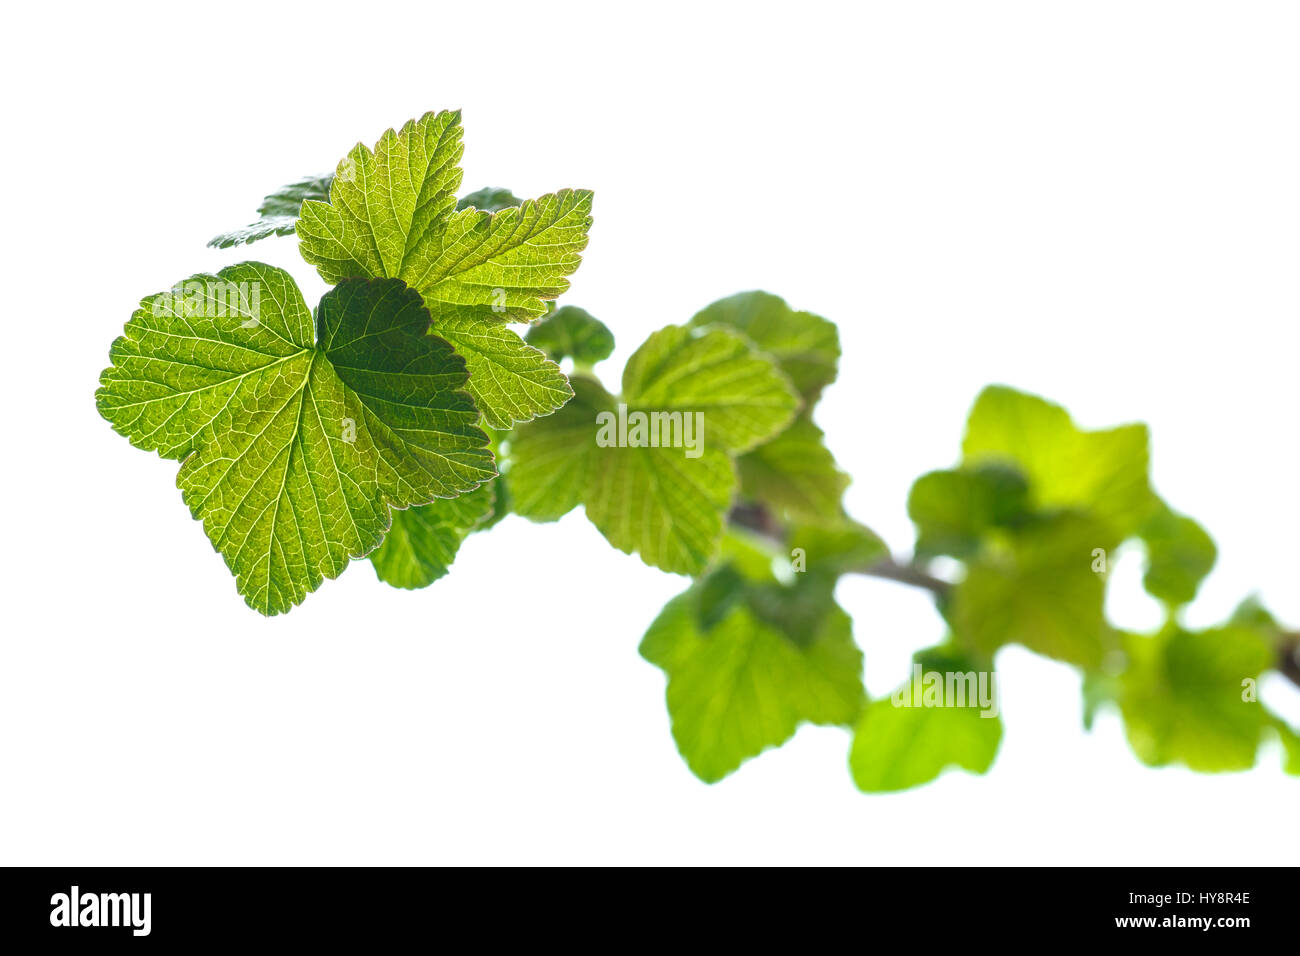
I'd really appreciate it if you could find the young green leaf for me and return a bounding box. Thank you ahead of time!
[962,386,1157,540]
[849,649,1003,793]
[1118,624,1278,772]
[737,415,850,526]
[907,464,1030,559]
[370,483,495,589]
[641,592,864,783]
[296,111,591,321]
[950,512,1117,668]
[296,110,465,283]
[584,442,737,575]
[424,303,572,430]
[456,187,523,212]
[208,174,333,249]
[293,111,592,426]
[690,291,840,402]
[540,371,737,572]
[97,264,493,614]
[508,325,798,574]
[210,180,518,251]
[505,375,613,522]
[620,325,800,454]
[786,521,889,577]
[525,305,615,367]
[472,427,512,532]
[1139,502,1217,607]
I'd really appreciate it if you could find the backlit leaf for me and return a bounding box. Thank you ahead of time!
[690,291,839,402]
[370,482,495,589]
[641,592,864,783]
[525,305,615,367]
[621,324,799,454]
[97,263,493,614]
[962,386,1156,539]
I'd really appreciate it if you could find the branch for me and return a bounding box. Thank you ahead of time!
[1279,633,1300,688]
[728,502,950,595]
[726,502,1300,690]
[854,556,951,596]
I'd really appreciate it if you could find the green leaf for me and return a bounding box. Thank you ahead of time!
[1118,625,1276,772]
[1277,721,1300,776]
[962,386,1156,539]
[209,179,518,250]
[296,110,593,322]
[370,482,495,589]
[456,187,522,212]
[425,304,573,428]
[473,426,512,532]
[97,264,493,614]
[1139,502,1217,607]
[715,528,786,582]
[525,305,615,367]
[585,442,736,575]
[505,375,613,522]
[690,291,839,401]
[621,325,800,454]
[1081,671,1116,731]
[786,521,889,577]
[641,592,864,783]
[509,325,802,575]
[692,563,749,631]
[744,574,839,646]
[1229,595,1281,632]
[950,512,1117,668]
[849,649,1003,793]
[737,415,850,525]
[208,175,333,249]
[296,111,465,284]
[907,464,1030,559]
[288,111,591,428]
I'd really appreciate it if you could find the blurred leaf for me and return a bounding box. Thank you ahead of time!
[1139,503,1217,607]
[506,375,612,522]
[208,179,519,250]
[456,186,523,212]
[1118,625,1277,772]
[951,512,1117,668]
[525,305,616,367]
[621,325,799,454]
[208,174,332,248]
[1081,670,1119,731]
[692,564,749,631]
[786,521,888,577]
[908,464,1030,559]
[370,483,495,589]
[585,442,736,575]
[1229,595,1281,631]
[1277,722,1300,776]
[690,291,839,401]
[737,415,850,525]
[641,594,863,783]
[508,365,738,575]
[474,427,512,532]
[962,386,1156,540]
[850,647,1002,792]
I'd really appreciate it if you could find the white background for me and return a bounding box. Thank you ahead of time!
[2,1,1297,864]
